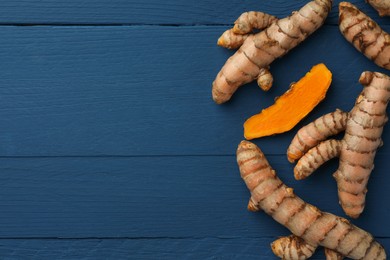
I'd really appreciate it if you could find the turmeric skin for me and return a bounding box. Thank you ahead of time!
[217,12,278,49]
[288,71,390,218]
[271,235,344,260]
[367,0,390,17]
[271,235,316,260]
[287,109,348,163]
[294,139,341,180]
[244,64,332,140]
[339,2,390,70]
[212,0,332,104]
[325,248,344,260]
[237,140,386,259]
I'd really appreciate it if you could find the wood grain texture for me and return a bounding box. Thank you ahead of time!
[0,1,389,258]
[0,0,388,25]
[1,237,390,259]
[0,154,387,238]
[0,25,388,157]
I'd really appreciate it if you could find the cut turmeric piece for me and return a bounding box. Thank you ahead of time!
[244,63,332,140]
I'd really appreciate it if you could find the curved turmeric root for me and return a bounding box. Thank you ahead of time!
[288,71,390,218]
[272,235,345,259]
[212,0,332,104]
[244,63,332,140]
[367,0,390,17]
[287,109,348,163]
[339,2,390,70]
[294,139,342,180]
[237,140,386,259]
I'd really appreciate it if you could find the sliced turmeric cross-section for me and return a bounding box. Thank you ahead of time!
[244,63,332,140]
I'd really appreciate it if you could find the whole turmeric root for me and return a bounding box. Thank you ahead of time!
[212,0,333,104]
[367,0,390,17]
[288,71,390,218]
[237,140,386,259]
[339,2,390,70]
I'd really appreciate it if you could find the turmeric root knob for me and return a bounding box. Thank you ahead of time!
[271,235,316,260]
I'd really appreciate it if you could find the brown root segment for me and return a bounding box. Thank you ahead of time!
[287,109,348,162]
[367,0,390,17]
[325,248,344,260]
[257,67,273,91]
[289,71,390,218]
[271,235,317,260]
[233,12,278,35]
[294,139,341,180]
[212,0,332,104]
[217,12,278,49]
[337,71,390,218]
[244,64,332,139]
[237,140,386,259]
[217,30,250,49]
[339,2,390,70]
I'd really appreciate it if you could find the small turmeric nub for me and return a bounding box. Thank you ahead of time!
[244,63,332,140]
[217,30,249,49]
[325,248,344,260]
[271,235,316,260]
[217,11,278,50]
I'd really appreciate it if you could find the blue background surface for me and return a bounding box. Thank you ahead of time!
[0,0,389,259]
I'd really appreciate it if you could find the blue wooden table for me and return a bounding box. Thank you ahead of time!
[0,0,389,259]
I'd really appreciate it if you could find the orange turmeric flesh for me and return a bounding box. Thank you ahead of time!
[244,63,332,140]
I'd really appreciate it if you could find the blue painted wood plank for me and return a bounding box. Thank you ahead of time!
[0,25,388,156]
[0,0,387,25]
[1,237,390,259]
[0,155,387,238]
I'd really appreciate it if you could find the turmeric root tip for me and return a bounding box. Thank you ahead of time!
[339,2,390,70]
[271,235,317,260]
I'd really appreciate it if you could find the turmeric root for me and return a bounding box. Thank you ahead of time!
[217,12,278,49]
[237,140,386,259]
[325,248,344,260]
[212,0,332,104]
[294,139,341,180]
[288,71,390,218]
[244,63,332,140]
[287,109,348,163]
[272,236,345,260]
[339,2,390,70]
[271,235,317,260]
[367,0,390,17]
